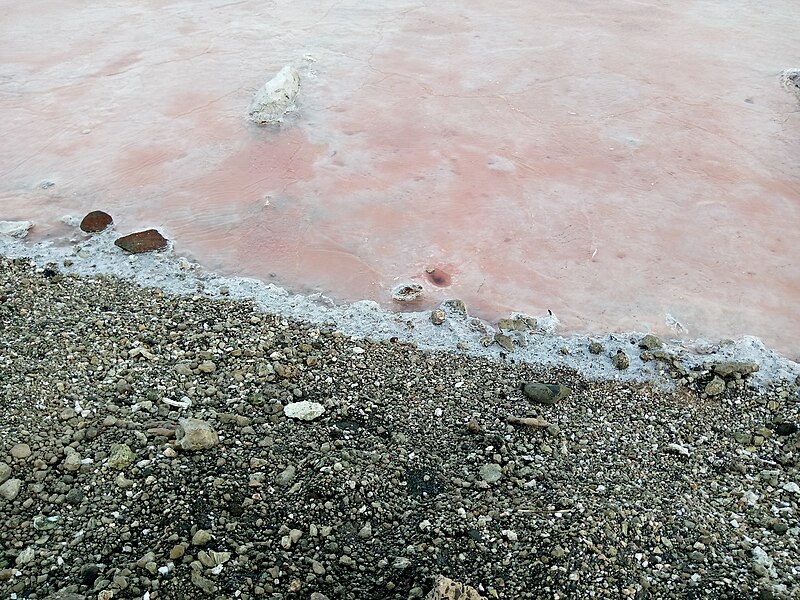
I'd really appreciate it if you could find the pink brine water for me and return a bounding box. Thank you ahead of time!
[2,1,799,357]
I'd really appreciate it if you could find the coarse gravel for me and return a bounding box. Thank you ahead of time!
[1,256,799,599]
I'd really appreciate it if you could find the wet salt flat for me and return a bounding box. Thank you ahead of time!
[1,1,799,358]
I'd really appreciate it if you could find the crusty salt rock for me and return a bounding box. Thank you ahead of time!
[0,220,33,238]
[80,210,113,233]
[249,66,300,125]
[283,401,325,421]
[115,229,168,253]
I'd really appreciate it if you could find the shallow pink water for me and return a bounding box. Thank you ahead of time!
[2,1,799,357]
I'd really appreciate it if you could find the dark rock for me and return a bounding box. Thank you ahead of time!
[774,422,798,436]
[704,376,726,397]
[522,382,571,405]
[638,334,662,350]
[588,341,603,355]
[712,361,759,378]
[612,350,630,370]
[114,229,168,253]
[79,211,113,233]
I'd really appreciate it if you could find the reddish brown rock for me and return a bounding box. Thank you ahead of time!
[115,229,168,253]
[80,210,113,233]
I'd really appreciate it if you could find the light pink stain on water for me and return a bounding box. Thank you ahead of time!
[1,0,799,357]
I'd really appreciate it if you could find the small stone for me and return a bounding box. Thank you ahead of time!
[10,443,31,459]
[782,482,799,494]
[612,350,630,370]
[713,361,759,378]
[441,299,468,317]
[392,283,423,302]
[79,211,113,233]
[63,448,81,472]
[588,341,603,354]
[108,443,136,469]
[638,334,662,350]
[494,333,514,352]
[0,479,22,501]
[774,422,798,436]
[276,465,296,487]
[0,462,11,485]
[479,463,502,483]
[284,401,325,421]
[191,570,216,593]
[115,229,169,253]
[358,523,372,539]
[467,419,481,433]
[522,382,571,405]
[192,529,213,546]
[66,488,85,505]
[425,575,487,600]
[310,593,331,600]
[430,309,446,325]
[198,360,216,373]
[772,520,789,535]
[704,376,726,397]
[170,544,186,560]
[177,418,219,451]
[15,547,35,566]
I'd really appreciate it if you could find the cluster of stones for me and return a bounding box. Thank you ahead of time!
[79,210,168,253]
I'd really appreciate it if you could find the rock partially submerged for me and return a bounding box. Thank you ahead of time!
[80,210,113,233]
[780,68,800,100]
[0,220,33,239]
[249,65,301,125]
[115,229,168,253]
[392,283,423,302]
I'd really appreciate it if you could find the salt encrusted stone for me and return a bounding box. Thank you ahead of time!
[284,401,325,421]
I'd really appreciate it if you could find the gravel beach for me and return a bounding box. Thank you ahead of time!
[1,255,799,600]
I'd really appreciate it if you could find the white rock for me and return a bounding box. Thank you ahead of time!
[249,65,300,125]
[283,401,325,421]
[0,220,33,238]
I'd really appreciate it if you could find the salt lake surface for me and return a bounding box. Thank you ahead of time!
[1,0,799,358]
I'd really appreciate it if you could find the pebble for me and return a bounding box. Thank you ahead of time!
[0,478,22,501]
[612,350,630,370]
[10,443,31,459]
[176,418,219,451]
[0,254,797,600]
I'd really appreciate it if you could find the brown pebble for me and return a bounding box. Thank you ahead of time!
[80,210,113,233]
[467,419,481,433]
[115,229,168,253]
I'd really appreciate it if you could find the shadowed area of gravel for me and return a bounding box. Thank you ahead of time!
[0,256,798,599]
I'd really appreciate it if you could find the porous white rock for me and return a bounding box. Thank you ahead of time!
[249,65,300,125]
[0,220,33,238]
[283,401,325,421]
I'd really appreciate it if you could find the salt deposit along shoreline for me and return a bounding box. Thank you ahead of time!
[0,225,799,599]
[0,224,798,392]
